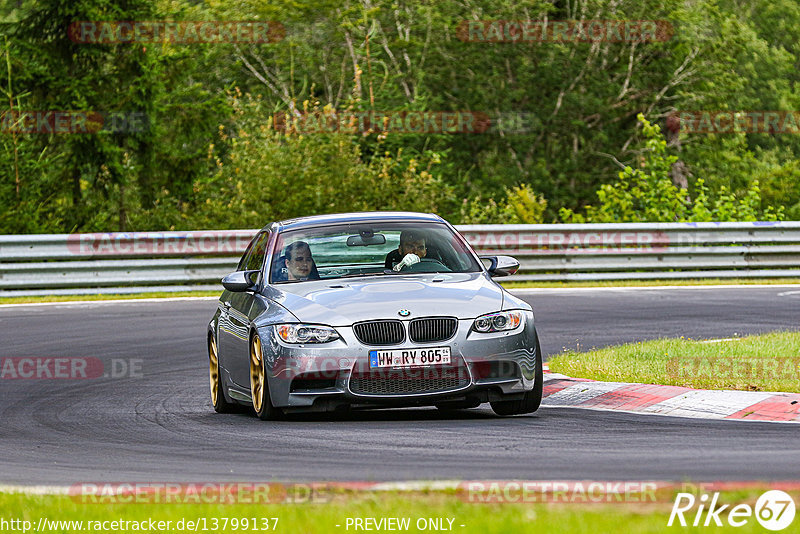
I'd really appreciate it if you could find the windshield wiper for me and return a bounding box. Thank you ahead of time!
[334,271,388,278]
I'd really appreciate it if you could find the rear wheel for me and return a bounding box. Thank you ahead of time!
[490,333,543,416]
[209,335,235,413]
[250,333,283,420]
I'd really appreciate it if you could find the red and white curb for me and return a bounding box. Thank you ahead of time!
[542,366,800,422]
[4,480,800,496]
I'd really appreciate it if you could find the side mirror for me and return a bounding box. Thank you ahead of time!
[480,255,520,277]
[221,270,259,292]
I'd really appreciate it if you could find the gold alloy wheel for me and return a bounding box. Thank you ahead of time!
[250,335,265,413]
[208,337,220,406]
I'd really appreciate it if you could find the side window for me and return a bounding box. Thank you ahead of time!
[236,233,260,271]
[245,231,271,271]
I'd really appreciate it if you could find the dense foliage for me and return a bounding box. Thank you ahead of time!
[1,0,798,232]
[560,115,784,222]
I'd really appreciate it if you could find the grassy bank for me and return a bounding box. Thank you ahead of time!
[548,331,800,393]
[0,487,791,534]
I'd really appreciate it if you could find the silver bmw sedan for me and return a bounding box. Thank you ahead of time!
[207,211,542,419]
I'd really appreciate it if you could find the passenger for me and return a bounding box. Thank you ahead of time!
[284,241,316,281]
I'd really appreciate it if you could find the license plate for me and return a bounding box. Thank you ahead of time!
[369,347,451,369]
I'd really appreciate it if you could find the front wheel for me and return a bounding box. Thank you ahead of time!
[490,333,543,416]
[250,333,283,420]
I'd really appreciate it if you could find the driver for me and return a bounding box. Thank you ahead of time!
[385,230,426,269]
[284,241,316,281]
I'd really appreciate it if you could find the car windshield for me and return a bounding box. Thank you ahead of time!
[270,221,482,283]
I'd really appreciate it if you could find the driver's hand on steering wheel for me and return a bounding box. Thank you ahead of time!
[394,253,421,271]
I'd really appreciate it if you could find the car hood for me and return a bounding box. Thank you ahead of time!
[271,272,505,325]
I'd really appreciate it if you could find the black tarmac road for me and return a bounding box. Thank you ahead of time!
[0,286,798,485]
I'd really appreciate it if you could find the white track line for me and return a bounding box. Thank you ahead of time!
[510,284,800,294]
[0,485,71,495]
[537,404,800,424]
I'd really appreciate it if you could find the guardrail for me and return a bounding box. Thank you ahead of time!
[1,222,799,295]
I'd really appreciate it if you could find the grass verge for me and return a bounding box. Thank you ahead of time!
[0,291,220,305]
[0,487,792,533]
[548,331,800,393]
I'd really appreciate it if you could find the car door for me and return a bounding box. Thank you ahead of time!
[219,231,270,388]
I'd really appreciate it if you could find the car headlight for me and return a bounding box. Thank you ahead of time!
[472,311,523,333]
[276,324,340,344]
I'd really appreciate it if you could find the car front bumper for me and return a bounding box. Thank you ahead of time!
[258,311,539,412]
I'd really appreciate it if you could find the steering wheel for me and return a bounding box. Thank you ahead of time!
[400,258,451,273]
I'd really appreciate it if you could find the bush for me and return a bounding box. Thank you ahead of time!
[560,114,784,223]
[459,184,547,224]
[188,93,455,229]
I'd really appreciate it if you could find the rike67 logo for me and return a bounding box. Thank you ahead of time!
[669,490,796,530]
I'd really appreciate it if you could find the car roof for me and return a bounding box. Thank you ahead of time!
[266,211,446,232]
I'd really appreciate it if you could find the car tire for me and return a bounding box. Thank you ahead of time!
[208,334,236,413]
[490,333,543,416]
[250,332,283,421]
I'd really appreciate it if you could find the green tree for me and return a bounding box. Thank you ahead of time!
[187,93,454,229]
[560,115,784,222]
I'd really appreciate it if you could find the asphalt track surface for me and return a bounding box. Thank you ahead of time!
[0,286,798,485]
